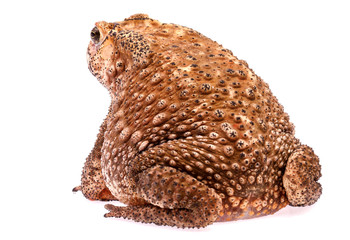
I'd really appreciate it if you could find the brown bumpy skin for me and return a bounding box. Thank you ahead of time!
[105,166,222,228]
[73,107,117,201]
[75,13,322,228]
[283,145,322,206]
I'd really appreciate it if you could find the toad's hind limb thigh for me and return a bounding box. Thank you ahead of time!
[104,165,223,228]
[283,144,322,206]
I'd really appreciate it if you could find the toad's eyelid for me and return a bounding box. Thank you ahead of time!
[90,26,100,44]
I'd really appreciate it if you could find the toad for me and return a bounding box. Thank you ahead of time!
[73,14,322,228]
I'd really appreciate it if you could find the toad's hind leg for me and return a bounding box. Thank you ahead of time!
[104,165,222,228]
[283,145,322,206]
[73,117,117,201]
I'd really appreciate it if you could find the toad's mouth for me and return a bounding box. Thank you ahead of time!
[86,39,101,77]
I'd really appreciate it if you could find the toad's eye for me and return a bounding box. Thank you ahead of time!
[90,26,100,44]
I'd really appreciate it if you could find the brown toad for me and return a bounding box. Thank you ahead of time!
[73,14,322,228]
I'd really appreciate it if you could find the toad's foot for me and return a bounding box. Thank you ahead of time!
[283,145,322,206]
[72,185,116,201]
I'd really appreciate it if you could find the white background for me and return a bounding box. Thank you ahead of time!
[1,0,349,239]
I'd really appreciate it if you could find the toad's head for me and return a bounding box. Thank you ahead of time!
[87,14,158,96]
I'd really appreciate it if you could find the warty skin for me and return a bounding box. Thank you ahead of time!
[73,14,322,228]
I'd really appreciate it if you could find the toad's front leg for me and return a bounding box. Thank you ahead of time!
[104,165,222,228]
[73,111,117,201]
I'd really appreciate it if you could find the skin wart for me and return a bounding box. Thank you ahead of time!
[73,14,322,228]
